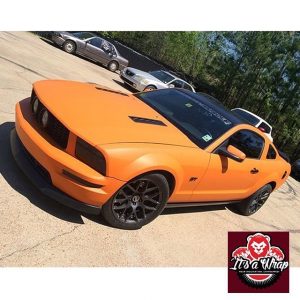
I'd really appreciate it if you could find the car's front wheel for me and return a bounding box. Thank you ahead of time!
[62,40,76,54]
[228,184,272,216]
[101,174,169,230]
[143,85,157,92]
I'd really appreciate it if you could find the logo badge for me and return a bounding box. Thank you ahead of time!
[228,232,289,293]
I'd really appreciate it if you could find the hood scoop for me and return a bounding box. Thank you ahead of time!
[129,116,166,126]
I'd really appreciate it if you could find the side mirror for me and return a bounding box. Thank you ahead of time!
[217,145,246,162]
[168,84,175,88]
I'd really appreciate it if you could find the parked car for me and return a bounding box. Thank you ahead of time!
[291,159,300,180]
[51,31,128,72]
[120,67,195,92]
[232,108,273,142]
[11,81,290,229]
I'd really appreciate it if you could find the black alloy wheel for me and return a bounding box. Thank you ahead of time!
[248,189,271,214]
[228,184,272,216]
[101,174,169,230]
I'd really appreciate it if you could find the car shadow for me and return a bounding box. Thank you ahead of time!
[0,122,84,224]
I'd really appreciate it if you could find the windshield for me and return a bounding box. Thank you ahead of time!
[232,108,260,125]
[148,71,175,84]
[73,32,95,40]
[136,89,240,148]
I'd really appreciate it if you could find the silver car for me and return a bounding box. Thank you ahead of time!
[51,31,129,72]
[120,67,196,92]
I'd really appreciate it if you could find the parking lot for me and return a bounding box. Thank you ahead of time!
[0,31,299,267]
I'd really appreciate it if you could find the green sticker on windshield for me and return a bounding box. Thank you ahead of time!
[202,134,212,142]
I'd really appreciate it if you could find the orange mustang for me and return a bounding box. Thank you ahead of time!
[11,80,290,229]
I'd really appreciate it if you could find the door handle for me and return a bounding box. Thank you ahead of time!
[250,168,259,174]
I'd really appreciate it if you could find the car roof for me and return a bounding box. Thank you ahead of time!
[75,31,96,36]
[232,108,272,129]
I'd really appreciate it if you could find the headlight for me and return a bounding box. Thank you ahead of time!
[40,109,49,128]
[141,79,149,85]
[75,138,106,176]
[32,97,39,114]
[134,75,145,82]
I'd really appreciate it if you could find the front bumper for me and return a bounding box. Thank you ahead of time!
[11,129,101,215]
[13,98,125,212]
[51,34,65,46]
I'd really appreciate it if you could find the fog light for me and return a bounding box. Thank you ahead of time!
[41,110,49,128]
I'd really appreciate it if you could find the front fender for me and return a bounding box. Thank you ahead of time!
[100,144,185,192]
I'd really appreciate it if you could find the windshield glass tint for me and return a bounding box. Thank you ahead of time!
[148,71,175,84]
[136,89,237,148]
[232,109,260,125]
[73,32,94,40]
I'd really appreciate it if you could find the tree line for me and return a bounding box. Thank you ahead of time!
[101,31,300,161]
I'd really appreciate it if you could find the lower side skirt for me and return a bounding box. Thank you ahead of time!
[166,200,242,209]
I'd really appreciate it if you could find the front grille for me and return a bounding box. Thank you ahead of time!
[22,141,52,184]
[31,90,70,149]
[120,75,134,86]
[125,69,135,77]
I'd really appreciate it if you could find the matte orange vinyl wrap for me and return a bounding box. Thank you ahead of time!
[15,80,291,208]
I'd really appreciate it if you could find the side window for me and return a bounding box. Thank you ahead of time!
[183,83,193,91]
[89,38,102,48]
[111,45,117,56]
[101,40,112,52]
[172,80,184,88]
[228,130,265,159]
[267,145,277,159]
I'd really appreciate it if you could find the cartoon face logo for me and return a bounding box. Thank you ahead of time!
[247,233,270,260]
[251,241,266,255]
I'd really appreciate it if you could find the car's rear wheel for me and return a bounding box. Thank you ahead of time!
[143,85,157,92]
[101,174,169,230]
[228,184,272,216]
[108,61,119,72]
[63,40,76,54]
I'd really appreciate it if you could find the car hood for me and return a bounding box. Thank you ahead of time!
[126,67,167,83]
[33,80,196,148]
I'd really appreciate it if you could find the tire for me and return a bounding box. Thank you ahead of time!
[101,174,169,230]
[228,184,272,216]
[143,85,157,92]
[108,61,119,72]
[63,40,76,54]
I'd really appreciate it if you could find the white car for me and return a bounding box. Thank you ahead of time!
[120,68,195,92]
[232,108,273,142]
